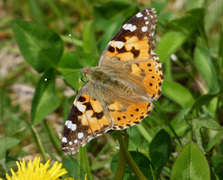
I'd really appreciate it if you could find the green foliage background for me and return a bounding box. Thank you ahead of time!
[0,0,223,179]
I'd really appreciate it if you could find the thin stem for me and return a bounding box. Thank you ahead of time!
[116,131,147,180]
[43,120,62,156]
[114,130,129,180]
[29,123,47,162]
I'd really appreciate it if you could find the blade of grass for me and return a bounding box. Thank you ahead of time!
[81,146,93,180]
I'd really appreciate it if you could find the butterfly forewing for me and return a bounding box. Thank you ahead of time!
[98,8,157,65]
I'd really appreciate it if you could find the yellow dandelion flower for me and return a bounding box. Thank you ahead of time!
[5,157,68,180]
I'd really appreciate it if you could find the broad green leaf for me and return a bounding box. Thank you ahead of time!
[156,31,187,62]
[62,157,85,179]
[94,1,133,31]
[149,130,172,178]
[0,137,20,160]
[194,46,219,93]
[175,9,204,33]
[171,141,210,180]
[162,81,194,108]
[98,20,122,53]
[31,68,59,125]
[83,20,98,55]
[12,19,63,73]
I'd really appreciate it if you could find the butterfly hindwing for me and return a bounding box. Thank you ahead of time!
[62,83,113,154]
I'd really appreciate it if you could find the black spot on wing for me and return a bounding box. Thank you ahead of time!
[131,47,140,58]
[92,111,104,119]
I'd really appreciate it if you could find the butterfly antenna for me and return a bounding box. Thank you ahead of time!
[69,34,86,68]
[44,70,80,81]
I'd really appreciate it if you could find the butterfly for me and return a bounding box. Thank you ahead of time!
[61,8,163,155]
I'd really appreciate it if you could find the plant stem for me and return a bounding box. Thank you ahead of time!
[114,130,129,180]
[43,120,62,156]
[116,131,147,180]
[29,123,47,162]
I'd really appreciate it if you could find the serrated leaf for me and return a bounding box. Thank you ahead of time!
[189,117,221,153]
[162,81,194,108]
[171,141,210,180]
[156,31,187,62]
[194,46,219,93]
[12,19,63,73]
[31,68,59,125]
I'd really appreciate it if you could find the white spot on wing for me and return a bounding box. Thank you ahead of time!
[67,120,72,129]
[78,132,84,139]
[76,102,86,112]
[69,141,73,145]
[65,120,69,126]
[123,23,137,32]
[136,12,143,18]
[72,123,77,131]
[145,21,149,25]
[141,26,148,32]
[112,41,125,48]
[62,137,67,143]
[144,17,148,20]
[74,139,78,143]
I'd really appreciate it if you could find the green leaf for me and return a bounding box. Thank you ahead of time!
[171,141,210,180]
[62,157,85,179]
[83,20,98,55]
[191,94,217,111]
[149,130,171,178]
[194,46,219,93]
[31,68,60,125]
[210,155,223,179]
[0,137,20,159]
[205,129,223,152]
[94,1,133,31]
[188,117,221,153]
[12,19,63,73]
[162,80,194,108]
[175,9,204,33]
[156,31,187,62]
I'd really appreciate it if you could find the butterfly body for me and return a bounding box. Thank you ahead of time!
[62,8,163,155]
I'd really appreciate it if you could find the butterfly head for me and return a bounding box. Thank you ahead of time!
[80,67,91,78]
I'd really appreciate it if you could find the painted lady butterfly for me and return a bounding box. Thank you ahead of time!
[62,8,163,155]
